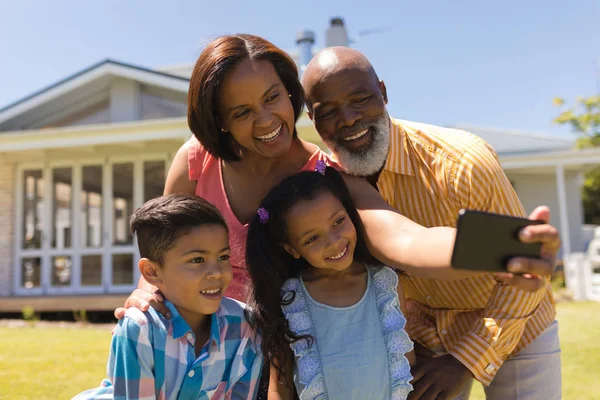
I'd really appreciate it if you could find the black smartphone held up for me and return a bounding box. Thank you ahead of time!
[451,209,543,273]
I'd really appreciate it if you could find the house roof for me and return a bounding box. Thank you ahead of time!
[499,145,600,170]
[0,59,189,114]
[154,62,195,79]
[154,45,322,79]
[450,123,575,154]
[0,57,576,157]
[0,59,190,130]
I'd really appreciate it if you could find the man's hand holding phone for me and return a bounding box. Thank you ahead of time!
[452,206,560,292]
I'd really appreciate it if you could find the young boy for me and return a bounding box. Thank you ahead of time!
[74,193,262,400]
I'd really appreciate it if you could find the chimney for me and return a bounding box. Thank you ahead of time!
[325,17,349,47]
[296,29,316,69]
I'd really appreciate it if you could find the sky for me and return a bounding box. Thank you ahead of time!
[0,0,598,136]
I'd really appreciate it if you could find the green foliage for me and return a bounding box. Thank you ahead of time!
[21,306,38,322]
[73,309,88,323]
[554,96,600,224]
[553,96,600,138]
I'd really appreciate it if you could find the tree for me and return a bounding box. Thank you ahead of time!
[554,96,600,224]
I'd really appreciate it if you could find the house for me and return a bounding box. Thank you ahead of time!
[0,18,593,312]
[0,57,327,313]
[449,123,590,258]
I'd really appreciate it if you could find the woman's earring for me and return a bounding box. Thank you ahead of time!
[288,94,292,98]
[221,128,227,132]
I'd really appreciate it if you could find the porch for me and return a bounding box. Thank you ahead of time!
[0,116,322,310]
[0,118,189,301]
[0,294,127,313]
[500,146,600,256]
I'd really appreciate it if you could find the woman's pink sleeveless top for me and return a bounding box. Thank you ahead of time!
[187,136,333,301]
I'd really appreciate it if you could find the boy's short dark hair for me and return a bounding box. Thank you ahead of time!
[130,193,228,266]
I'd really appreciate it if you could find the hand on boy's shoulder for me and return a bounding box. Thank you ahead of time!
[112,306,157,337]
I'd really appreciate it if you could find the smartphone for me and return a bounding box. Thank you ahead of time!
[451,209,543,273]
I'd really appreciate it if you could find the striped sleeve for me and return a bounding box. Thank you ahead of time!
[107,312,157,400]
[447,139,548,385]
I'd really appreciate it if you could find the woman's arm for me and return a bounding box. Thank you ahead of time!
[164,141,197,195]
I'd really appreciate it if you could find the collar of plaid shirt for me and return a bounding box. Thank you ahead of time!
[165,300,221,351]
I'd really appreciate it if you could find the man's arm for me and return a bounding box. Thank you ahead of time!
[448,139,550,385]
[342,172,475,279]
[342,172,556,286]
[107,311,156,399]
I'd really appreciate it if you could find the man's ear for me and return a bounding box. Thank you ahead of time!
[379,80,388,104]
[283,244,301,259]
[139,258,163,286]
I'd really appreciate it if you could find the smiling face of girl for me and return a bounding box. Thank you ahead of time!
[283,189,358,272]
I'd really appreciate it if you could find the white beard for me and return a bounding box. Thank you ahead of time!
[324,116,391,177]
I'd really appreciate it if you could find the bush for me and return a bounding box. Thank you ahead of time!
[21,306,39,323]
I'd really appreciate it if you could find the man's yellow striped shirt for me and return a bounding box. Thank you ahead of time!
[377,118,555,385]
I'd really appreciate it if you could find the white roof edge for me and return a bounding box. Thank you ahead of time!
[155,62,195,71]
[0,61,190,126]
[107,64,190,92]
[0,116,188,140]
[0,64,110,125]
[499,146,600,169]
[449,123,575,143]
[501,147,587,158]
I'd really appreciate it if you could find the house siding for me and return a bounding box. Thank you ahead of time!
[508,171,585,254]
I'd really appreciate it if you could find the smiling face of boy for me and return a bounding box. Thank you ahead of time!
[141,224,233,329]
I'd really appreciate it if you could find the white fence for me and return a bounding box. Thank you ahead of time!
[564,253,600,302]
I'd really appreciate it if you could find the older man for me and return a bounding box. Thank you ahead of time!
[302,47,561,400]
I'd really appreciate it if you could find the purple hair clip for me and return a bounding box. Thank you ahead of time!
[315,160,327,175]
[257,207,269,224]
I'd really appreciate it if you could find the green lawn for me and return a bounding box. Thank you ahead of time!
[0,324,112,399]
[1,302,598,399]
[470,301,600,400]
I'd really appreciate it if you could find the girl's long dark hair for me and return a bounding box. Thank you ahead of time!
[245,166,377,381]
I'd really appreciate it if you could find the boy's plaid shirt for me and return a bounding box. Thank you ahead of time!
[74,298,262,400]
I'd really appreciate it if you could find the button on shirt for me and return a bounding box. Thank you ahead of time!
[74,298,262,400]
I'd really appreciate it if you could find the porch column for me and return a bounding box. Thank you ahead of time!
[555,164,572,256]
[0,161,15,296]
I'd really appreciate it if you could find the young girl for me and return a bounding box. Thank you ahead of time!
[246,161,415,400]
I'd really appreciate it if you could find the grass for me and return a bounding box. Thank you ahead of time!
[470,301,600,400]
[1,301,599,399]
[0,324,112,399]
